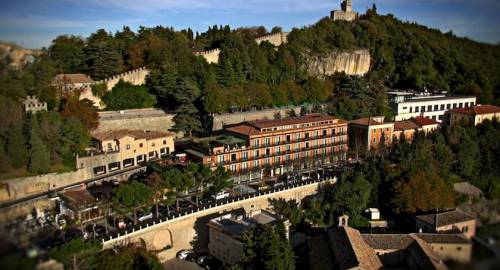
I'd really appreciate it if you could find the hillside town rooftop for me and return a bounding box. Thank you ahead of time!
[416,209,475,228]
[448,104,500,116]
[92,129,173,141]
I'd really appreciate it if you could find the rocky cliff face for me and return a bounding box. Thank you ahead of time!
[0,42,40,69]
[305,49,371,76]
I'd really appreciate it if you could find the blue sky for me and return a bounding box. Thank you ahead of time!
[1,0,499,48]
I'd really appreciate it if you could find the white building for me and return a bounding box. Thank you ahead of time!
[393,95,476,122]
[23,95,47,113]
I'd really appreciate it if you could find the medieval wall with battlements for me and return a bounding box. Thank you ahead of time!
[194,48,221,64]
[77,67,150,108]
[254,32,289,46]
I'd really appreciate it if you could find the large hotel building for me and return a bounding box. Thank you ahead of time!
[185,114,349,180]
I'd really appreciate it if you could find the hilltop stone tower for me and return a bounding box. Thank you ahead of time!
[331,0,358,21]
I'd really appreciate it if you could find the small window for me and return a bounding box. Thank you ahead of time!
[126,144,131,150]
[163,140,167,145]
[139,143,143,148]
[152,142,155,147]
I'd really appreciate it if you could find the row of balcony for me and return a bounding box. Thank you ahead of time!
[214,141,348,166]
[252,132,348,148]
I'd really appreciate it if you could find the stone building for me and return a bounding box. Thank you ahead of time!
[76,129,174,177]
[184,114,348,181]
[444,104,500,127]
[23,95,47,113]
[415,209,476,239]
[331,0,358,21]
[207,209,285,266]
[51,73,95,92]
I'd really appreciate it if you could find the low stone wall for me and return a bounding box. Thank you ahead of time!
[94,108,180,137]
[0,169,91,203]
[212,105,311,130]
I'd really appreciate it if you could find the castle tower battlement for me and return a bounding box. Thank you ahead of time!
[331,0,358,21]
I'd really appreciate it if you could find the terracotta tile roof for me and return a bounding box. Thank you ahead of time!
[412,116,440,127]
[361,234,414,250]
[416,209,475,228]
[225,114,347,137]
[329,226,383,270]
[449,105,500,116]
[61,189,96,207]
[248,114,342,129]
[412,233,471,244]
[394,120,420,131]
[408,237,449,270]
[350,116,390,127]
[54,74,95,84]
[93,129,173,141]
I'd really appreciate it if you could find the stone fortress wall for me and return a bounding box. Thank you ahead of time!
[94,108,179,137]
[79,67,150,108]
[194,48,221,64]
[212,105,312,130]
[254,32,289,46]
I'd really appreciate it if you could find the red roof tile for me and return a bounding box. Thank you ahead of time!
[412,116,440,127]
[449,105,500,116]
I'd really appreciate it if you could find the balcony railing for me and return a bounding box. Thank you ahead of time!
[214,141,348,166]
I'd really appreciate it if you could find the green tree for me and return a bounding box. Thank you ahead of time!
[6,122,28,169]
[392,172,455,214]
[173,103,202,138]
[60,95,99,130]
[114,181,154,224]
[49,238,101,270]
[240,223,295,270]
[49,35,85,73]
[269,198,303,226]
[27,120,51,174]
[102,80,156,110]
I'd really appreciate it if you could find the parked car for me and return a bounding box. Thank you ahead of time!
[197,255,211,266]
[137,211,153,222]
[177,249,194,260]
[212,191,229,200]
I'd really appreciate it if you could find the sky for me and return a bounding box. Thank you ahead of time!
[0,0,499,49]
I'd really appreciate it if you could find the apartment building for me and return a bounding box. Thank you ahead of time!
[185,114,349,180]
[444,104,500,127]
[349,116,394,151]
[415,209,476,239]
[76,129,174,177]
[350,116,440,151]
[393,95,476,122]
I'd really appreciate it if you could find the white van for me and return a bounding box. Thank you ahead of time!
[212,191,229,200]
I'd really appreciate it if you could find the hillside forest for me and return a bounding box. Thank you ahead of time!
[1,7,500,178]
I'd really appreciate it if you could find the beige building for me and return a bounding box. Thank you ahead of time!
[350,117,394,151]
[415,209,476,239]
[350,116,440,151]
[207,209,285,266]
[445,104,500,127]
[76,129,174,177]
[331,0,358,21]
[361,233,472,269]
[52,73,95,92]
[23,95,47,113]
